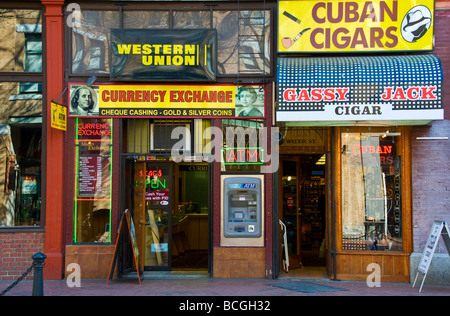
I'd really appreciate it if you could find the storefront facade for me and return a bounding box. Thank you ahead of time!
[59,0,278,280]
[0,0,449,285]
[275,0,449,283]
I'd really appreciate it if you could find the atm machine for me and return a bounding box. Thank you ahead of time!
[222,176,262,239]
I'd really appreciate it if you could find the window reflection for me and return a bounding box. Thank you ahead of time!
[74,118,112,243]
[0,9,42,72]
[71,10,119,74]
[341,132,402,251]
[70,8,271,76]
[0,82,42,227]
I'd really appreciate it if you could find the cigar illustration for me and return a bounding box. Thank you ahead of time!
[283,11,301,24]
[282,28,311,49]
[281,11,310,49]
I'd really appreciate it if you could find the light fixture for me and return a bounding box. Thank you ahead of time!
[86,75,97,87]
[315,154,326,165]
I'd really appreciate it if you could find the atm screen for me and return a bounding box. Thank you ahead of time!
[234,212,244,219]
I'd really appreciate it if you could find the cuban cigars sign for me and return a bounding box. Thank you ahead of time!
[110,29,217,81]
[278,0,434,53]
[68,83,265,118]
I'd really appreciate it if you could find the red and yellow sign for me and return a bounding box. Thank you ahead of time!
[278,0,434,53]
[69,83,265,118]
[99,84,236,117]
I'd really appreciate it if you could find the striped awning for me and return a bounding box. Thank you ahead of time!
[276,54,443,126]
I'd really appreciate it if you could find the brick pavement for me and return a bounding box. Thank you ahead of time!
[1,276,450,297]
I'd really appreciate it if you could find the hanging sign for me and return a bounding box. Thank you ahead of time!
[68,83,265,118]
[278,0,434,53]
[276,55,443,124]
[110,29,217,82]
[412,221,450,292]
[51,101,67,131]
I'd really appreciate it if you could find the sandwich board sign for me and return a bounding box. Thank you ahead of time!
[412,221,450,292]
[107,209,142,284]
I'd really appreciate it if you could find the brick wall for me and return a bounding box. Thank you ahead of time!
[0,232,45,281]
[411,11,450,253]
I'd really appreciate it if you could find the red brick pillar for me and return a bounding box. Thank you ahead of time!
[41,0,65,280]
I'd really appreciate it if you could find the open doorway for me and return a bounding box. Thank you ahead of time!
[123,158,210,274]
[279,154,328,278]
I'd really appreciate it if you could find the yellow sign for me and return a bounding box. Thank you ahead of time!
[95,84,265,118]
[278,0,434,53]
[51,101,67,131]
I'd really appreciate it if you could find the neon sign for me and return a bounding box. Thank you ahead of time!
[351,145,392,154]
[139,169,163,178]
[348,143,395,166]
[147,178,166,189]
[222,147,264,165]
[77,123,112,136]
[139,169,167,189]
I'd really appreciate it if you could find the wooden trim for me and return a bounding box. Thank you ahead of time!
[336,251,410,282]
[332,126,412,281]
[334,127,343,252]
[401,126,413,253]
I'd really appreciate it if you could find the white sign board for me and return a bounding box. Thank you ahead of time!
[413,221,450,292]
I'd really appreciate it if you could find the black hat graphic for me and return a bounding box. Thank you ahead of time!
[402,9,431,42]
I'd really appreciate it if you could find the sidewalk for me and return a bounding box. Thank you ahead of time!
[1,274,450,296]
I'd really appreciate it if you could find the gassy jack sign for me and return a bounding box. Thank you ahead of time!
[276,54,443,123]
[278,0,434,53]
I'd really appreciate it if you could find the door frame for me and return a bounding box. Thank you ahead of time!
[121,157,174,271]
[278,156,302,263]
[120,156,213,273]
[276,153,331,277]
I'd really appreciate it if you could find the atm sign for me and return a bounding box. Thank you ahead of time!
[228,183,257,189]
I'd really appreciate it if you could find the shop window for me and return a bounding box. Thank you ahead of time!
[173,11,210,29]
[69,6,272,77]
[0,9,43,228]
[0,9,42,72]
[74,118,112,243]
[0,81,42,228]
[24,34,42,72]
[126,119,192,155]
[123,10,169,29]
[71,10,119,74]
[341,132,402,251]
[214,10,271,76]
[0,125,42,227]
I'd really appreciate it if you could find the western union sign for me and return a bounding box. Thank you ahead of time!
[116,44,208,67]
[110,29,217,81]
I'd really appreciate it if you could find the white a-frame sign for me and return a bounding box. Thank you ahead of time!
[413,221,450,292]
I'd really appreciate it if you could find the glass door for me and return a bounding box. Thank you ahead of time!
[129,160,173,271]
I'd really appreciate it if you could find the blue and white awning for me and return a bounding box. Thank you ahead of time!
[276,54,443,126]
